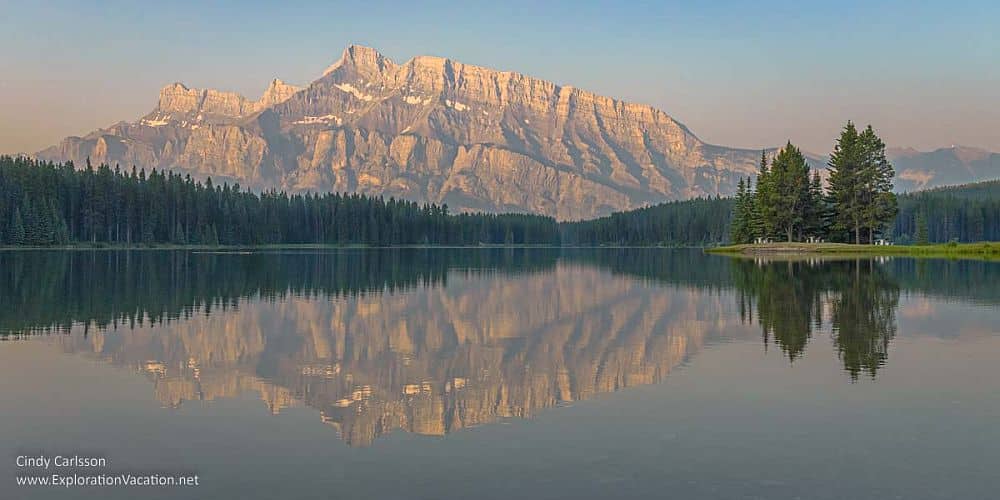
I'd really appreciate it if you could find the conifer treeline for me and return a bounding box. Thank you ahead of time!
[558,197,733,246]
[560,174,999,247]
[891,181,1000,244]
[0,156,560,246]
[730,122,898,244]
[1,151,995,248]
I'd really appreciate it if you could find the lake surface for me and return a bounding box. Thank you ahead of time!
[1,249,998,499]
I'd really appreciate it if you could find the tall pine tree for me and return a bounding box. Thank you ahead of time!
[827,122,864,243]
[858,125,898,242]
[761,142,812,242]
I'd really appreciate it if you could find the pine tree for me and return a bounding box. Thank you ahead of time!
[207,225,220,246]
[729,178,749,243]
[804,171,828,239]
[172,220,187,244]
[729,177,758,244]
[745,177,759,241]
[51,200,70,245]
[10,207,25,245]
[754,150,775,239]
[762,142,811,242]
[858,125,897,242]
[915,212,929,245]
[827,121,864,243]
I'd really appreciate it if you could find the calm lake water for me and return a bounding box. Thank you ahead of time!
[1,249,998,499]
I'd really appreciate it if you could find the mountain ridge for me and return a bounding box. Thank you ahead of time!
[38,45,985,219]
[38,45,772,219]
[888,145,999,191]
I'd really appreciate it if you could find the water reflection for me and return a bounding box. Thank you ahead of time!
[49,261,736,446]
[1,249,997,445]
[732,258,900,380]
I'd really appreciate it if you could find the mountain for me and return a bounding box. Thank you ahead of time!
[37,45,766,220]
[889,146,999,191]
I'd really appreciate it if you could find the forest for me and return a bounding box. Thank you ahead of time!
[0,156,559,246]
[890,180,1000,244]
[0,154,996,248]
[558,196,734,246]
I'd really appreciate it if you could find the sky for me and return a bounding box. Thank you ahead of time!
[1,0,997,155]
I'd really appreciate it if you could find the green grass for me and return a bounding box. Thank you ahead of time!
[707,241,1000,260]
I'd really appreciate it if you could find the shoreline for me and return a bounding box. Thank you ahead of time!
[706,242,1000,260]
[0,243,561,252]
[0,243,719,251]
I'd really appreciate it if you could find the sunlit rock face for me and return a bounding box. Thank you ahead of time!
[57,265,743,446]
[37,45,765,220]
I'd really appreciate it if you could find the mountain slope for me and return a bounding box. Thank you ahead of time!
[38,45,767,220]
[889,146,999,191]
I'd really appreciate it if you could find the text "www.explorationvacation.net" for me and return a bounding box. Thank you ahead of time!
[17,473,199,488]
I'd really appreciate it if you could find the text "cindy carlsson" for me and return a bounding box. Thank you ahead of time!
[16,455,108,470]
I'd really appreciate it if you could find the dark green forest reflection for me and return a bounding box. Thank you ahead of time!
[732,258,900,380]
[0,248,559,335]
[2,249,997,384]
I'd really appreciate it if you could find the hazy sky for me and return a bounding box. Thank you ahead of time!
[2,0,997,155]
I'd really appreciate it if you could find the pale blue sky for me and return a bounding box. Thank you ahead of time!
[1,0,997,154]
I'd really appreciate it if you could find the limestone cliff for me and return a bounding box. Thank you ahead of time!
[38,45,765,220]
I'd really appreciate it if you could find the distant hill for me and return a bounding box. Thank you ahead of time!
[889,146,999,191]
[907,179,1000,201]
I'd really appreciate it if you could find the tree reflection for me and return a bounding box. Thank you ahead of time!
[732,257,900,380]
[828,260,900,380]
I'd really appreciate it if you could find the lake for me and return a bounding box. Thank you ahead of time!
[1,249,998,499]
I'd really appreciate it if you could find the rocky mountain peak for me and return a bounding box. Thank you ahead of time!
[152,78,300,120]
[259,78,302,108]
[323,44,395,78]
[38,45,789,220]
[156,82,199,113]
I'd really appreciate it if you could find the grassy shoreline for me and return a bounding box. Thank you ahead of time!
[706,241,1000,260]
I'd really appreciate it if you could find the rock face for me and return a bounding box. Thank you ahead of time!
[38,45,766,220]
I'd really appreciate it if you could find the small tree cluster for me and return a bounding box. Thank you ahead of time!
[729,122,897,244]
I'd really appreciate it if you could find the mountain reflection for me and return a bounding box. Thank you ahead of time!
[732,258,900,380]
[50,261,737,446]
[3,249,996,445]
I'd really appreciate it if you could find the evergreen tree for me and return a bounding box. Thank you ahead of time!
[729,178,750,244]
[50,200,70,245]
[10,208,26,245]
[762,142,812,242]
[804,171,828,238]
[827,122,864,243]
[915,211,930,245]
[858,125,898,242]
[754,150,776,239]
[207,225,220,246]
[172,220,187,244]
[729,177,759,244]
